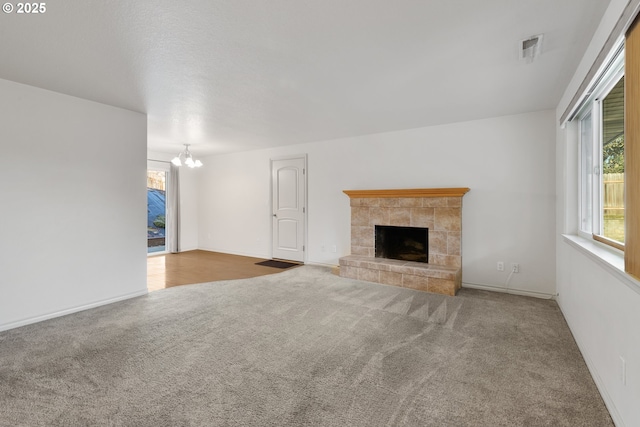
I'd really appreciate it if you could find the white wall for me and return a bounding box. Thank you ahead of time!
[147,151,200,252]
[198,110,557,297]
[556,0,640,425]
[556,236,640,427]
[178,166,200,251]
[0,79,147,331]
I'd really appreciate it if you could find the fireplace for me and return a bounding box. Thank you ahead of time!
[339,188,469,296]
[375,225,428,263]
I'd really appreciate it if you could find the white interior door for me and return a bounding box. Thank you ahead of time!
[272,157,306,262]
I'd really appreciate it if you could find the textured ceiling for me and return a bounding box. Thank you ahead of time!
[0,0,611,155]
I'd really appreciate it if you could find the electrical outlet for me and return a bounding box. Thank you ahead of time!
[511,263,519,273]
[321,245,326,252]
[620,356,627,385]
[497,262,504,271]
[331,245,337,253]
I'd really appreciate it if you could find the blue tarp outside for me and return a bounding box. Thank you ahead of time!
[148,188,166,238]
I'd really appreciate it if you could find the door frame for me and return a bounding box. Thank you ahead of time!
[270,154,308,263]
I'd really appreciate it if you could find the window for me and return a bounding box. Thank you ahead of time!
[577,49,625,250]
[147,169,168,254]
[564,9,640,278]
[601,77,625,244]
[147,160,171,255]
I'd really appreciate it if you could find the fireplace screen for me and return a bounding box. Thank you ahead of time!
[375,225,428,263]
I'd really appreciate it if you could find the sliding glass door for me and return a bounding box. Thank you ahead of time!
[147,162,170,254]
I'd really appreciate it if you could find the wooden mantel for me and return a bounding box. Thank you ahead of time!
[343,188,470,199]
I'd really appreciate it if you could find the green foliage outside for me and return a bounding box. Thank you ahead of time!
[603,135,624,173]
[153,214,166,229]
[602,134,625,243]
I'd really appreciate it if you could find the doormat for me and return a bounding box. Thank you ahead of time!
[255,260,300,269]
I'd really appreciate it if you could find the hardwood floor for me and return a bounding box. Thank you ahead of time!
[147,250,299,292]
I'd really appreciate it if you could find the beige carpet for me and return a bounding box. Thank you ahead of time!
[0,266,612,426]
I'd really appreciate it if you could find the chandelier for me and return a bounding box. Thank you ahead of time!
[171,144,203,168]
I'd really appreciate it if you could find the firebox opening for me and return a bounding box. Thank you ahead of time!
[375,225,428,263]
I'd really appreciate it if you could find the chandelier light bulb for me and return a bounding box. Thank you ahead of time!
[172,144,203,168]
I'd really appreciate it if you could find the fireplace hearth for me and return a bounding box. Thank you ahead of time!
[339,188,469,296]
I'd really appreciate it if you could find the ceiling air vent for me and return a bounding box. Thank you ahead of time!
[520,34,543,63]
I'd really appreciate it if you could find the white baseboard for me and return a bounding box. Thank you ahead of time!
[0,289,148,332]
[462,281,556,300]
[306,261,339,269]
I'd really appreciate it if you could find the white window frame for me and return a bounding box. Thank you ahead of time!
[578,110,594,237]
[576,48,625,248]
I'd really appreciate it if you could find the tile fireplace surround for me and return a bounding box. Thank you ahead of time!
[339,188,469,296]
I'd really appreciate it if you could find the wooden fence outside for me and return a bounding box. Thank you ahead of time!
[147,171,166,191]
[603,173,624,215]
